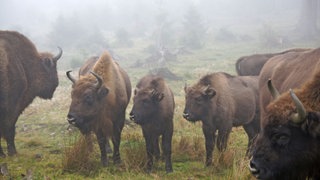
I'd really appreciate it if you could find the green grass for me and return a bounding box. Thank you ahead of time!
[0,40,315,179]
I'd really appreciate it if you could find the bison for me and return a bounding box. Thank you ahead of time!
[249,47,320,179]
[235,48,309,76]
[183,72,260,166]
[129,75,175,173]
[66,51,131,166]
[0,30,62,157]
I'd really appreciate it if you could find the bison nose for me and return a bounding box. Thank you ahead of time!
[67,114,76,125]
[249,159,260,176]
[129,112,135,121]
[183,112,190,119]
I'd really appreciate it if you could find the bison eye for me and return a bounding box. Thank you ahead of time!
[84,95,94,105]
[272,133,290,147]
[195,97,202,103]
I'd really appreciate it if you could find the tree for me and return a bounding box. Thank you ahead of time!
[181,5,207,49]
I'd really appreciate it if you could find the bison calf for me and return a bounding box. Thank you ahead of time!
[183,72,260,166]
[129,75,175,173]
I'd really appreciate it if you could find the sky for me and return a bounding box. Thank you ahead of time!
[0,0,304,49]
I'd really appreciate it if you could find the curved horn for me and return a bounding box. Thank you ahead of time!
[268,79,280,99]
[53,46,63,61]
[90,71,103,89]
[290,89,306,124]
[66,70,76,84]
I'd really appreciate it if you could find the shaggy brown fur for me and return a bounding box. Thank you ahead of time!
[67,51,131,166]
[183,72,260,166]
[0,30,62,157]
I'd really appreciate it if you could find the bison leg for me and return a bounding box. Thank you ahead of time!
[5,125,17,156]
[153,137,160,161]
[162,131,173,173]
[144,136,154,173]
[106,140,113,154]
[112,126,122,164]
[95,131,108,166]
[202,126,216,166]
[0,135,5,157]
[243,119,260,154]
[216,128,231,152]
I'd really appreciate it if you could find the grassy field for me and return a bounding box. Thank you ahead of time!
[0,40,318,179]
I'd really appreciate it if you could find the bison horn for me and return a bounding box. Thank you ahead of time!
[66,70,76,84]
[53,46,63,62]
[267,79,280,99]
[290,89,306,124]
[90,71,103,89]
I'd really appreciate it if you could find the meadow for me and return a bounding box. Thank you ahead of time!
[0,40,318,180]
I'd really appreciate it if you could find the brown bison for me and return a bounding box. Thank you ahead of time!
[235,48,309,76]
[249,47,320,179]
[0,30,62,157]
[66,51,131,166]
[183,72,260,166]
[129,75,174,173]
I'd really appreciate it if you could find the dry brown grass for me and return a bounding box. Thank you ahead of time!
[62,134,99,175]
[172,135,205,162]
[121,131,147,172]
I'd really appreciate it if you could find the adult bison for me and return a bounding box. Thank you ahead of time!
[129,75,174,173]
[249,47,320,179]
[183,72,260,166]
[0,30,62,157]
[66,51,131,166]
[235,48,309,76]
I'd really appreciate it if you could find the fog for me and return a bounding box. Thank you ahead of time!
[1,0,319,69]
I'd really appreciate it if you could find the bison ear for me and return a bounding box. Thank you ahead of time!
[98,86,109,99]
[157,93,164,102]
[301,112,320,138]
[151,89,164,102]
[42,58,54,72]
[202,86,216,99]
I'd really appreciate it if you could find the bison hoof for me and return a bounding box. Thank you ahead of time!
[102,161,108,167]
[113,158,122,165]
[205,161,212,167]
[166,168,173,173]
[145,168,152,174]
[101,159,108,167]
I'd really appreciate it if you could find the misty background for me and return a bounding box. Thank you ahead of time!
[1,0,320,70]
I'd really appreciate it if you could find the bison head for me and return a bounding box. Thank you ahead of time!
[66,71,109,134]
[249,88,320,179]
[38,47,63,99]
[129,88,164,125]
[183,84,216,122]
